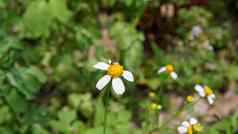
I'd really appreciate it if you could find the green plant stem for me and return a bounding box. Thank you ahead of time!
[155,84,163,131]
[156,110,160,129]
[103,88,110,134]
[148,111,152,134]
[143,109,151,134]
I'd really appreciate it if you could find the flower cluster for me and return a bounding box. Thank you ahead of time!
[178,85,216,133]
[94,61,216,134]
[157,65,216,133]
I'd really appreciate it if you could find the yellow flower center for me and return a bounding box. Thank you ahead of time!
[166,64,174,73]
[204,86,213,96]
[188,125,193,134]
[107,64,124,78]
[186,96,194,103]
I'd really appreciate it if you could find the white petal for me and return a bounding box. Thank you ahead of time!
[122,71,134,82]
[94,62,109,70]
[170,72,178,80]
[210,94,216,99]
[207,96,215,105]
[194,84,205,97]
[178,126,187,134]
[112,78,125,95]
[189,118,198,125]
[181,121,190,127]
[96,75,111,90]
[158,67,166,74]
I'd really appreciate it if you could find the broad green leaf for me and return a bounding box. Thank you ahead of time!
[50,108,76,133]
[5,90,28,113]
[110,22,144,70]
[7,66,47,100]
[0,39,22,69]
[58,108,76,124]
[49,0,72,23]
[22,0,52,38]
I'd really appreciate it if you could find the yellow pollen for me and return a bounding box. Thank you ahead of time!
[107,64,124,78]
[204,86,213,96]
[186,96,194,103]
[188,125,193,134]
[166,64,174,73]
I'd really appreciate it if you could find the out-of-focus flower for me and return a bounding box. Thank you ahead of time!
[202,40,213,51]
[149,92,156,98]
[148,103,162,111]
[191,25,203,38]
[178,117,203,134]
[186,95,194,103]
[158,64,178,80]
[94,60,134,95]
[194,84,216,105]
[160,3,176,18]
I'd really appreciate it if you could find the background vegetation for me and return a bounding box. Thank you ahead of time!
[0,0,238,133]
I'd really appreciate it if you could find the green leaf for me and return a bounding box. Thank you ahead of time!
[58,108,76,124]
[5,90,28,113]
[0,127,14,134]
[50,108,76,133]
[49,0,72,23]
[110,22,144,70]
[0,39,22,69]
[32,124,49,134]
[24,105,49,125]
[7,66,47,100]
[22,0,53,38]
[0,106,12,124]
[124,0,134,6]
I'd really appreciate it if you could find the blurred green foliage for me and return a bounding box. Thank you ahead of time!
[0,0,238,133]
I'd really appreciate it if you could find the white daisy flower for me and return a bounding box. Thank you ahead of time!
[194,84,216,105]
[178,117,203,134]
[158,64,178,80]
[94,60,134,95]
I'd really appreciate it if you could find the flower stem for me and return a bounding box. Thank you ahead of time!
[145,110,151,134]
[103,88,110,134]
[156,110,160,129]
